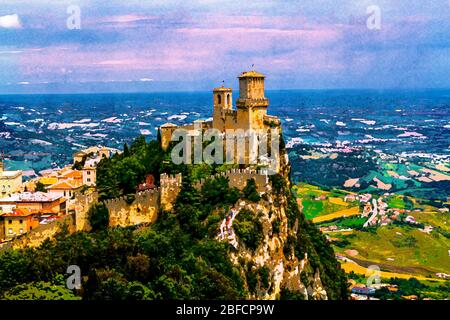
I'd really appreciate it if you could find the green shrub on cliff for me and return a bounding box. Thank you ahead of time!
[243,178,261,202]
[234,209,264,251]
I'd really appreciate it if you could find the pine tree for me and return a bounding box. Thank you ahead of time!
[157,128,162,148]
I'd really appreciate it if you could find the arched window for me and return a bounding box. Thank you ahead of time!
[217,94,222,105]
[227,94,230,106]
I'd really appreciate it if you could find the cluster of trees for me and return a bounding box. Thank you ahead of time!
[375,278,450,300]
[0,211,245,299]
[234,208,264,251]
[96,135,165,200]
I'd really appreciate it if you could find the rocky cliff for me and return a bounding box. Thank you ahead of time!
[218,150,348,300]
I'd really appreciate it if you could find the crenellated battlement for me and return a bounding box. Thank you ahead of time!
[81,167,271,230]
[195,168,270,192]
[222,109,237,117]
[105,188,160,228]
[160,173,182,187]
[160,172,182,211]
[74,190,98,232]
[101,173,183,227]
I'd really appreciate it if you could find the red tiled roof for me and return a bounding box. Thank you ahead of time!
[2,208,37,217]
[60,170,83,179]
[47,180,81,190]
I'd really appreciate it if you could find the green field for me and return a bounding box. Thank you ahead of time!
[295,182,450,281]
[411,210,450,234]
[294,183,352,220]
[333,225,450,277]
[387,196,406,209]
[320,216,366,229]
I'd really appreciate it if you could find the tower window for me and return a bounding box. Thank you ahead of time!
[227,94,230,106]
[217,94,221,105]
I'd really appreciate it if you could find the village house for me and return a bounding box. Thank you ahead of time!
[82,159,98,186]
[0,208,40,240]
[46,180,83,201]
[0,160,23,198]
[351,285,376,295]
[73,150,88,164]
[344,194,357,202]
[72,145,117,165]
[359,194,372,203]
[0,192,65,215]
[72,146,118,187]
[405,215,417,224]
[58,168,83,185]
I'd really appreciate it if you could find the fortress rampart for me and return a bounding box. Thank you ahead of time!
[195,168,269,193]
[103,173,182,227]
[86,169,269,229]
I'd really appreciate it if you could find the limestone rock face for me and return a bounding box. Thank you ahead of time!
[227,197,327,299]
[224,153,330,300]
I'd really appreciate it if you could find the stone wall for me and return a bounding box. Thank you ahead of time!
[160,173,182,211]
[74,168,267,232]
[0,214,76,250]
[195,168,270,193]
[104,188,159,228]
[101,169,268,230]
[0,170,269,250]
[104,173,182,228]
[74,190,98,232]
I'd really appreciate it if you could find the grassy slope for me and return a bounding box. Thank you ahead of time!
[334,226,450,276]
[295,182,450,279]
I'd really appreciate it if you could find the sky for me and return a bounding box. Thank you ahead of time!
[0,0,450,93]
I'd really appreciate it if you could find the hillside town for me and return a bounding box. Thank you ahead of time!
[0,146,119,243]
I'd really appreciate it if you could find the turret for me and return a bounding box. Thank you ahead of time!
[213,85,233,130]
[213,86,233,110]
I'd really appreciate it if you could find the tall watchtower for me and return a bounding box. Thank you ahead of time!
[236,71,269,130]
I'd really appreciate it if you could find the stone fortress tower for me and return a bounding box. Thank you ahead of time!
[236,71,271,130]
[210,71,275,132]
[160,70,281,163]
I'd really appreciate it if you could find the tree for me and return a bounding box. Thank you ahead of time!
[234,209,263,250]
[403,196,414,211]
[201,176,239,206]
[35,181,46,192]
[173,173,202,236]
[1,281,81,300]
[123,143,130,157]
[88,203,109,231]
[243,179,261,202]
[157,128,162,148]
[125,254,151,282]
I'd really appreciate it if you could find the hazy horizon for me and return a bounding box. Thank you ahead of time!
[1,1,450,94]
[2,86,450,96]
